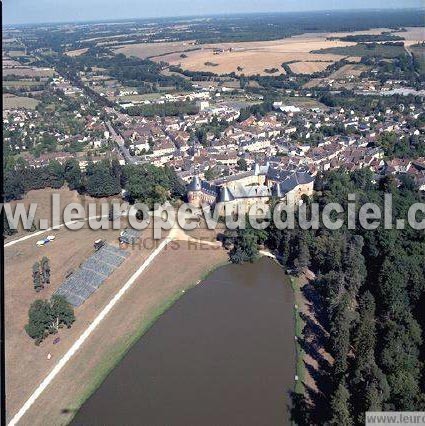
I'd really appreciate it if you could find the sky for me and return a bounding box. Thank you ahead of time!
[4,0,424,25]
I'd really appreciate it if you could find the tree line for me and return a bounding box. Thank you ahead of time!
[4,157,185,204]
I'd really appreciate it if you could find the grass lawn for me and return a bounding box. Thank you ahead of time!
[279,96,327,109]
[3,80,44,89]
[410,43,425,74]
[7,50,27,57]
[3,94,40,110]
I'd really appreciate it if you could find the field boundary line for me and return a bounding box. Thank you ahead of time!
[7,237,171,426]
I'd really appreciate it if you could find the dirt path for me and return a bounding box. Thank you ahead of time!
[6,218,227,426]
[7,237,171,426]
[12,241,228,426]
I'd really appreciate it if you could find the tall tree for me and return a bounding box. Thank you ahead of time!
[228,228,260,264]
[47,160,65,189]
[329,294,352,380]
[350,291,389,422]
[25,296,75,345]
[64,158,82,191]
[329,381,353,426]
[86,160,121,197]
[32,261,43,292]
[25,300,53,344]
[40,257,51,285]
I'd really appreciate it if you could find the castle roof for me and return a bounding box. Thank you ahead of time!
[187,164,314,202]
[219,186,235,202]
[187,175,202,191]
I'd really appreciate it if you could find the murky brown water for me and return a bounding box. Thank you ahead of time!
[72,257,295,426]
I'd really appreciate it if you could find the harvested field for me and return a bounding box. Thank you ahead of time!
[114,40,199,59]
[288,61,332,74]
[328,63,370,79]
[345,56,363,63]
[139,35,359,76]
[79,32,138,44]
[3,67,55,77]
[65,48,89,57]
[303,78,324,89]
[153,50,346,76]
[8,50,26,57]
[3,59,22,67]
[291,28,394,40]
[160,67,191,79]
[140,28,425,76]
[303,63,371,88]
[399,26,425,46]
[3,94,39,110]
[3,81,44,90]
[115,93,154,103]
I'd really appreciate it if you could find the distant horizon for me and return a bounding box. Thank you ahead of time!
[4,0,425,27]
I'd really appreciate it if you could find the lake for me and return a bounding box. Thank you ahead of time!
[72,257,295,426]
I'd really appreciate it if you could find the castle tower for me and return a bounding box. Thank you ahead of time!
[187,175,202,206]
[271,182,283,198]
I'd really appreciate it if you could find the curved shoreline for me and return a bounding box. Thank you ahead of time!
[261,254,305,397]
[71,255,296,425]
[67,258,230,424]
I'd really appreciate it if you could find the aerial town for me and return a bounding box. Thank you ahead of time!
[3,6,425,426]
[4,68,425,198]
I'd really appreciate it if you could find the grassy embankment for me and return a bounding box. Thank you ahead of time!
[289,276,306,395]
[260,254,306,396]
[69,258,230,420]
[410,43,425,74]
[263,254,306,396]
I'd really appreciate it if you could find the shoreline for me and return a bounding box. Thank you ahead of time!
[66,257,230,424]
[258,253,305,396]
[289,276,307,395]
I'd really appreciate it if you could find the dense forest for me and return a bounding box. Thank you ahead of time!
[224,168,425,424]
[328,33,404,42]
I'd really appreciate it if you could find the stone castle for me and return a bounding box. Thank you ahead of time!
[187,164,315,213]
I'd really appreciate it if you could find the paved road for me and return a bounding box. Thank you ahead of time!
[105,120,139,165]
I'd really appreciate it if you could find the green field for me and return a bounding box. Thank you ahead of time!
[312,43,406,58]
[7,50,27,58]
[3,80,44,89]
[3,94,40,110]
[278,96,327,109]
[410,43,425,74]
